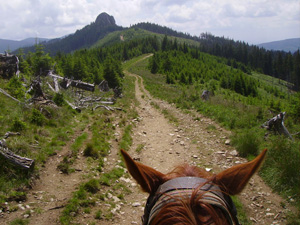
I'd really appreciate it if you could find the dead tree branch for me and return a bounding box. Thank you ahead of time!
[0,87,22,103]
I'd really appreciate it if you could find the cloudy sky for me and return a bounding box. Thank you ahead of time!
[1,0,299,44]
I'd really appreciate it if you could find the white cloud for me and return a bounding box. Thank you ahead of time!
[0,0,299,44]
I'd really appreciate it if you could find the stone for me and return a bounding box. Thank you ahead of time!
[120,177,131,183]
[132,202,141,207]
[225,139,231,145]
[113,196,121,202]
[107,193,113,199]
[229,150,238,156]
[266,213,275,217]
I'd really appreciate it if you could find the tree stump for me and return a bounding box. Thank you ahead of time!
[262,112,293,139]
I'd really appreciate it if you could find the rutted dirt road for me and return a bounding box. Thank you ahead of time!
[2,60,294,224]
[111,70,293,225]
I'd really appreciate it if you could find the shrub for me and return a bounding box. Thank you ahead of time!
[11,118,27,132]
[30,108,45,126]
[95,210,102,220]
[53,93,65,106]
[7,76,25,100]
[83,143,98,158]
[262,136,300,192]
[57,157,70,174]
[83,179,99,193]
[9,218,29,225]
[231,128,263,157]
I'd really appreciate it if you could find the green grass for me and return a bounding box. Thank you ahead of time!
[71,132,88,154]
[99,167,125,186]
[135,144,145,153]
[92,27,201,50]
[9,218,29,225]
[83,143,99,158]
[232,196,252,225]
[119,125,133,151]
[161,108,179,124]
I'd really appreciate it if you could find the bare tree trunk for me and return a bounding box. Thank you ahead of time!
[53,77,60,92]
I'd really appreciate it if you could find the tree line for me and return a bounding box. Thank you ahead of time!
[16,36,160,88]
[149,36,258,97]
[133,23,300,91]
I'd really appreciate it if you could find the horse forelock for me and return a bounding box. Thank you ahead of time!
[150,187,230,225]
[148,165,231,225]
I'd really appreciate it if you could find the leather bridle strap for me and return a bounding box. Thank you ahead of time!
[142,177,240,225]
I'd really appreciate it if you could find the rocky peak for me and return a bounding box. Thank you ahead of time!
[95,12,116,27]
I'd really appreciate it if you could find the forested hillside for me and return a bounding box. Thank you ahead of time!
[134,23,300,91]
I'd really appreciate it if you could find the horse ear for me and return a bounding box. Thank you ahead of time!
[120,149,165,193]
[215,149,267,195]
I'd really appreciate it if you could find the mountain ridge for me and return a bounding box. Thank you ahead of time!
[0,37,50,53]
[258,38,300,53]
[1,13,297,55]
[12,12,122,55]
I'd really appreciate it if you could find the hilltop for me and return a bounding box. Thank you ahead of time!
[14,12,123,55]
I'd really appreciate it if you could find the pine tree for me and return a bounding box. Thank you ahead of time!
[150,55,159,74]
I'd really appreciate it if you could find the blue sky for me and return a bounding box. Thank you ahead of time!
[0,0,299,44]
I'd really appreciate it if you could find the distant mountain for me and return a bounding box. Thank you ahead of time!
[17,12,123,55]
[258,38,300,53]
[0,38,49,53]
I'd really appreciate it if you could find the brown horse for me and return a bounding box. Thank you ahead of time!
[121,149,267,225]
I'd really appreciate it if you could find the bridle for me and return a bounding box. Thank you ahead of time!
[142,177,240,225]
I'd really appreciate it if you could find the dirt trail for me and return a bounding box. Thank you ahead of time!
[3,125,93,225]
[110,70,293,225]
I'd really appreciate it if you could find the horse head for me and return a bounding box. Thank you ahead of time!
[121,149,267,225]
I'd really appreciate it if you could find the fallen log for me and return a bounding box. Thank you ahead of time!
[4,132,20,139]
[48,72,95,92]
[93,105,122,111]
[0,137,34,170]
[262,112,293,139]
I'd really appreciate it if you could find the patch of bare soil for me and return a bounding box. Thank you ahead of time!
[107,71,294,225]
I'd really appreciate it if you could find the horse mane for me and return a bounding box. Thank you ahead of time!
[151,164,230,225]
